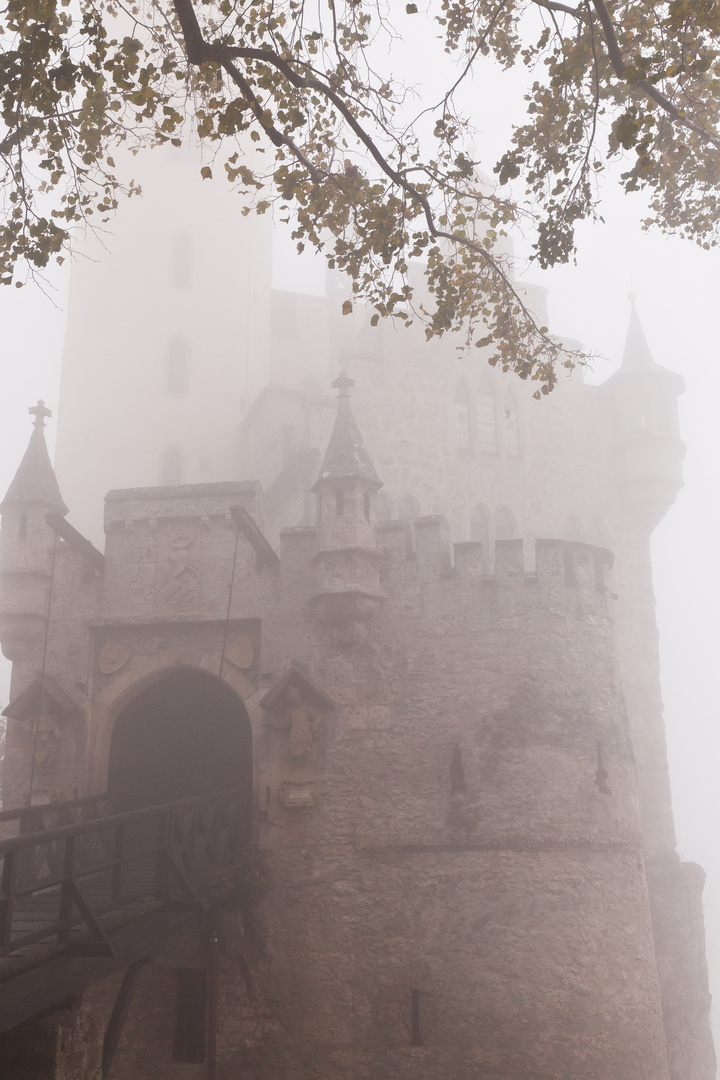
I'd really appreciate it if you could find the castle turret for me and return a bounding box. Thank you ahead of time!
[606,295,686,529]
[0,401,67,661]
[310,373,384,638]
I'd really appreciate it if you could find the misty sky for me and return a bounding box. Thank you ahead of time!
[1,11,719,1049]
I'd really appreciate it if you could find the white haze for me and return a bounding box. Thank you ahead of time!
[0,5,719,1056]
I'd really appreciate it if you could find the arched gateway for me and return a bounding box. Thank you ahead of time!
[108,669,252,822]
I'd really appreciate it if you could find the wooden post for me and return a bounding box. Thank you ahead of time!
[206,929,219,1080]
[0,850,16,949]
[102,957,147,1078]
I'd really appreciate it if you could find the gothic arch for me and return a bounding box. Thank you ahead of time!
[398,494,421,522]
[90,650,257,797]
[107,667,253,816]
[495,506,517,541]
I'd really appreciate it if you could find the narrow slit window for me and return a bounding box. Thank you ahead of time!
[336,488,344,517]
[172,969,207,1063]
[363,491,371,521]
[411,989,422,1046]
[449,746,467,794]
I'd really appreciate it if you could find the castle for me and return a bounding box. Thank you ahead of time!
[0,165,715,1077]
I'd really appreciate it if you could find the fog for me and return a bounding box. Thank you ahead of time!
[0,11,719,1068]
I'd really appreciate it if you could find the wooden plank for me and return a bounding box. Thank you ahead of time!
[0,909,193,1034]
[102,957,148,1078]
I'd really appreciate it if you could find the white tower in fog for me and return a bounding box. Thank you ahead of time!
[54,143,273,541]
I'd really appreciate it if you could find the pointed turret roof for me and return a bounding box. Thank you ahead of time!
[1,401,68,514]
[621,293,657,372]
[312,374,382,491]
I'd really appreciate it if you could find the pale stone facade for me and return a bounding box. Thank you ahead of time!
[0,281,714,1078]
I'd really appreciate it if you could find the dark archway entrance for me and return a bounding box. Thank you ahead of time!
[108,669,252,816]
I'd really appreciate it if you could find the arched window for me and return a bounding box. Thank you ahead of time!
[398,495,421,522]
[166,335,188,395]
[564,516,585,542]
[171,232,192,289]
[454,383,471,454]
[161,446,185,486]
[476,375,497,454]
[495,506,517,540]
[376,491,393,522]
[503,391,520,457]
[470,503,491,549]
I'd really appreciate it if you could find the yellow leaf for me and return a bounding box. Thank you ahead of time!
[342,300,353,316]
[200,166,212,180]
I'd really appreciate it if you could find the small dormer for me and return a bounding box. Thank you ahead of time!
[604,297,686,530]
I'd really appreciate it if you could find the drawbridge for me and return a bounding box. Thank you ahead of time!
[0,787,246,1075]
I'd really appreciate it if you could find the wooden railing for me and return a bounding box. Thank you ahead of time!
[0,789,245,958]
[0,793,111,843]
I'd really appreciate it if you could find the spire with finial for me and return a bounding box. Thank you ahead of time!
[312,373,382,492]
[1,401,68,515]
[621,291,657,372]
[604,293,686,530]
[310,374,385,640]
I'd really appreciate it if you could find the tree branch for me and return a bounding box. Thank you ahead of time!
[590,0,720,151]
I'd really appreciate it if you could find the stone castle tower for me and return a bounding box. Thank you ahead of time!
[0,189,714,1077]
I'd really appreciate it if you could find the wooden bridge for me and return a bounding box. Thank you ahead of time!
[0,788,247,1075]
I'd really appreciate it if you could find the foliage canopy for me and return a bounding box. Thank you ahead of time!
[2,0,719,390]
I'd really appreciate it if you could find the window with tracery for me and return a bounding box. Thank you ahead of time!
[454,383,471,453]
[503,392,520,456]
[476,377,497,453]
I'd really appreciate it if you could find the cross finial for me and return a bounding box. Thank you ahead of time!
[331,372,355,399]
[28,400,52,429]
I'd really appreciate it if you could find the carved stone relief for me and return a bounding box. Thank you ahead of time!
[98,640,132,674]
[155,518,202,614]
[260,663,335,774]
[224,633,255,671]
